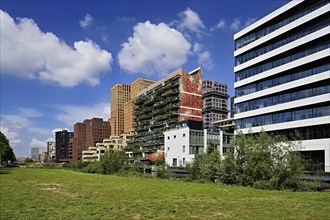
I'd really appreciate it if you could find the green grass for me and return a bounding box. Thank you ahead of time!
[0,168,329,219]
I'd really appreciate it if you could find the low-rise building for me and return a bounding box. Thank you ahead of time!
[164,120,227,167]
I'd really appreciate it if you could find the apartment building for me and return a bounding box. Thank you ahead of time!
[72,118,111,163]
[202,80,229,129]
[124,78,156,133]
[110,83,131,136]
[233,0,330,172]
[29,147,39,161]
[47,141,56,162]
[55,130,74,163]
[129,67,203,153]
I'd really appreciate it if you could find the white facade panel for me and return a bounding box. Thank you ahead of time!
[236,116,330,134]
[235,27,330,72]
[235,71,330,104]
[234,0,303,40]
[234,3,330,56]
[234,49,329,88]
[235,93,330,119]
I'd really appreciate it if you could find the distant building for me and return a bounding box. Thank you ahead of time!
[124,78,156,133]
[39,152,48,162]
[55,130,74,163]
[29,147,39,161]
[47,141,56,162]
[110,84,131,136]
[202,80,229,129]
[72,118,111,163]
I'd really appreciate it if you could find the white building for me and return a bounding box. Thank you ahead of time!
[29,147,39,161]
[164,120,231,167]
[47,141,56,162]
[234,0,330,172]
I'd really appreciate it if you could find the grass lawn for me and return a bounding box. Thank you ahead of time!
[0,168,329,219]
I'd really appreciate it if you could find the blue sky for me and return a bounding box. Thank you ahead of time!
[0,0,287,157]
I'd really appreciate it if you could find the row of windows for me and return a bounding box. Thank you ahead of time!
[236,85,330,113]
[189,145,204,155]
[167,133,186,140]
[235,0,327,50]
[236,105,330,129]
[236,63,330,97]
[235,19,330,66]
[235,41,330,82]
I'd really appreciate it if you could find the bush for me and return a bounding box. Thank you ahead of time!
[82,163,102,174]
[100,150,127,174]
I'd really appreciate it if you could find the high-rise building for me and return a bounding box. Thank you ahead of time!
[29,147,39,161]
[72,118,111,163]
[202,80,229,129]
[129,67,203,152]
[47,141,56,162]
[233,0,330,172]
[55,130,74,163]
[124,78,156,133]
[110,84,131,136]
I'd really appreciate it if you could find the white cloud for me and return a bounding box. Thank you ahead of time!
[211,19,226,31]
[52,128,70,134]
[0,10,112,87]
[18,107,43,118]
[30,138,50,152]
[230,18,241,32]
[245,18,257,27]
[0,126,22,146]
[79,13,94,28]
[118,21,191,75]
[176,8,205,35]
[193,43,213,70]
[54,102,110,126]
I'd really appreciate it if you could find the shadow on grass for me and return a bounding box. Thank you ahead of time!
[0,168,13,175]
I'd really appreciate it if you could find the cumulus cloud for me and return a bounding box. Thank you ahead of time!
[79,13,94,28]
[118,21,191,75]
[230,18,258,32]
[0,126,22,145]
[193,43,213,70]
[0,10,112,87]
[211,19,226,31]
[30,138,53,152]
[230,18,241,32]
[176,8,205,35]
[54,102,110,126]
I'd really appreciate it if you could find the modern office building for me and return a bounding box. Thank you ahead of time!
[123,78,156,133]
[129,67,203,153]
[47,141,56,162]
[55,130,74,163]
[29,147,39,161]
[233,0,330,172]
[72,118,111,163]
[202,80,229,129]
[110,83,131,136]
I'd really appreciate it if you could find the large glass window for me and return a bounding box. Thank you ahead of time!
[235,19,330,66]
[236,64,330,97]
[236,41,330,82]
[236,85,330,113]
[235,0,328,50]
[236,105,330,129]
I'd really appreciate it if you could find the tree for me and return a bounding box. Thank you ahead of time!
[100,150,127,174]
[0,131,16,164]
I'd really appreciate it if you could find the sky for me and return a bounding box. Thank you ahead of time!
[0,0,287,157]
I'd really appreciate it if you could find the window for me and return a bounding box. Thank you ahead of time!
[183,133,185,137]
[183,146,185,153]
[173,158,177,167]
[167,136,170,140]
[167,147,170,151]
[174,135,176,139]
[183,158,185,164]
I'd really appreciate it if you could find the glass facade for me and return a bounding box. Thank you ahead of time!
[236,105,330,129]
[235,0,328,50]
[235,19,330,66]
[235,41,330,82]
[236,63,330,97]
[236,85,330,113]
